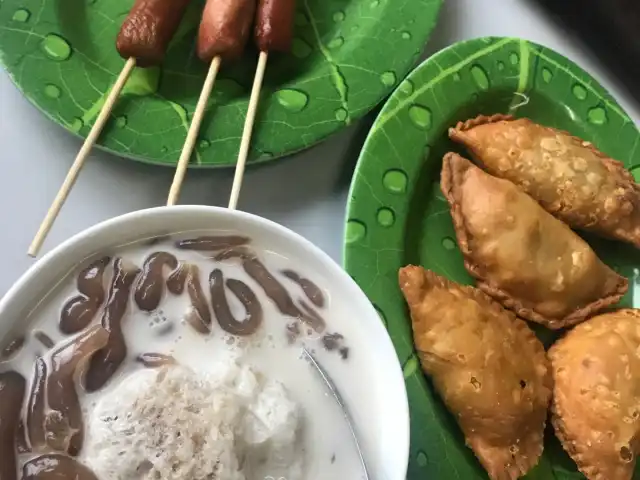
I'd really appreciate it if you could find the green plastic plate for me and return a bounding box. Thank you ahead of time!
[0,0,442,167]
[344,37,640,479]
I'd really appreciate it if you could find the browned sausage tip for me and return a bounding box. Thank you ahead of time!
[197,0,256,62]
[255,0,296,52]
[116,0,192,67]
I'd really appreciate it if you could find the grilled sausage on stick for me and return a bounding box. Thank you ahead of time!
[117,0,192,67]
[29,0,193,257]
[227,0,297,210]
[167,0,256,205]
[254,0,296,52]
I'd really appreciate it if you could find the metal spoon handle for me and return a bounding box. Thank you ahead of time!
[302,346,371,480]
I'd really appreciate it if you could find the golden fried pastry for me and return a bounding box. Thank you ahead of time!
[441,152,627,329]
[550,309,640,480]
[449,114,640,247]
[399,265,551,480]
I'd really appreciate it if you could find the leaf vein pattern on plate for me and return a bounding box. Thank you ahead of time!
[303,0,350,124]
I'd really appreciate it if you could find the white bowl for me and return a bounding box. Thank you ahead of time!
[0,205,409,480]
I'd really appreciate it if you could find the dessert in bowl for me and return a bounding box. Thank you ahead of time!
[0,206,408,480]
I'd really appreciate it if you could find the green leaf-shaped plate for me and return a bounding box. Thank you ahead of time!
[0,0,442,167]
[344,37,640,479]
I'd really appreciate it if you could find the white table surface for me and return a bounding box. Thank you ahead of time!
[1,0,638,296]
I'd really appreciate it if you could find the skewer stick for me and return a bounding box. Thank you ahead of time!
[28,57,137,258]
[228,50,268,210]
[167,56,222,206]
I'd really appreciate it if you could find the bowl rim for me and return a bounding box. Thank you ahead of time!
[0,205,410,479]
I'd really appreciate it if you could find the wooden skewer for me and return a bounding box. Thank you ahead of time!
[228,51,268,210]
[28,57,137,257]
[166,56,222,206]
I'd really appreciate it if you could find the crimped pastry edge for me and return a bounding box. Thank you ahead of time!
[399,265,552,480]
[440,152,628,329]
[549,309,640,480]
[449,114,640,247]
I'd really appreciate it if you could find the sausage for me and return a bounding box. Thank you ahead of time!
[197,0,256,62]
[255,0,296,52]
[116,0,192,67]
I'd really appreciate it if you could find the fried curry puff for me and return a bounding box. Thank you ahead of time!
[449,114,640,247]
[399,266,551,480]
[550,309,640,480]
[441,153,627,329]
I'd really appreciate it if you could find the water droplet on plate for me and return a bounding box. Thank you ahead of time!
[161,146,168,153]
[541,67,553,83]
[275,88,308,112]
[332,10,345,22]
[291,38,312,59]
[115,116,127,128]
[377,208,395,227]
[383,169,408,194]
[401,31,411,40]
[416,451,428,467]
[497,61,505,71]
[380,71,396,87]
[398,79,413,96]
[41,33,72,61]
[199,139,210,149]
[327,36,344,49]
[509,52,519,65]
[12,8,30,22]
[572,83,587,100]
[587,105,607,125]
[335,108,348,122]
[44,84,61,99]
[442,237,457,250]
[345,220,367,243]
[403,355,418,378]
[470,64,489,90]
[408,104,432,129]
[70,117,83,132]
